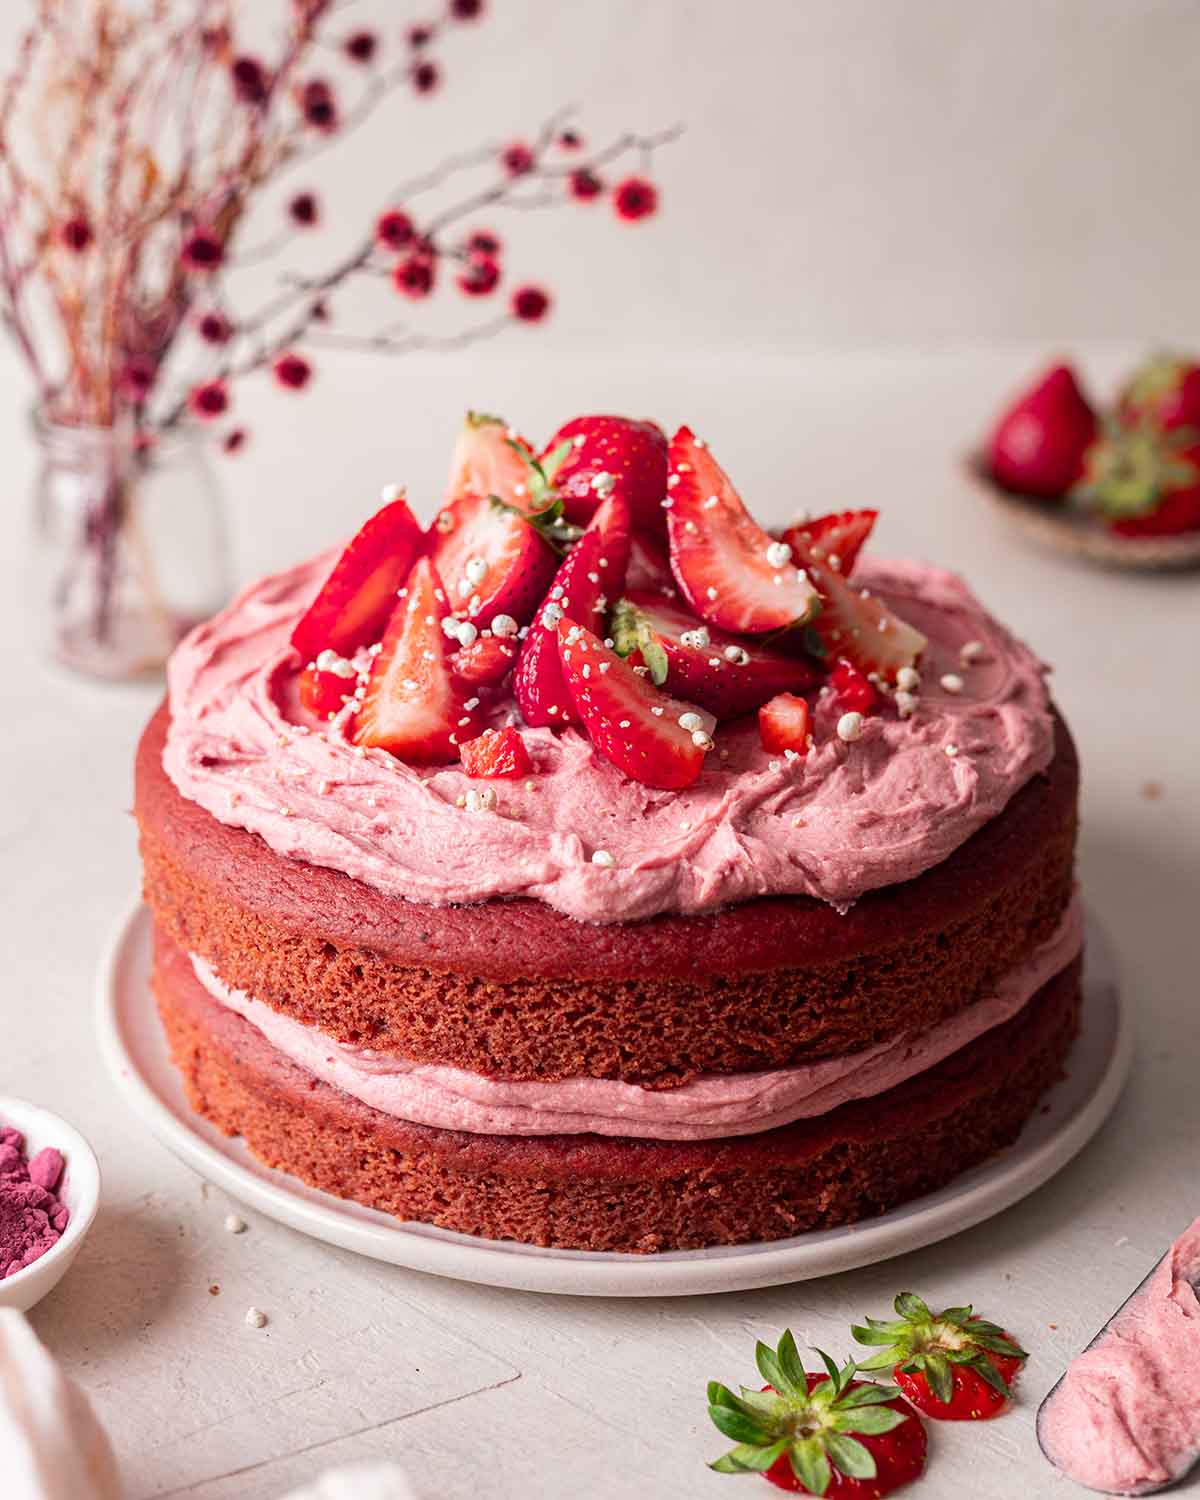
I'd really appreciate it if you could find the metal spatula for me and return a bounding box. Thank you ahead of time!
[1036,1248,1200,1496]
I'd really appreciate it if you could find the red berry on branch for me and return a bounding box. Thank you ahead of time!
[181,229,224,272]
[289,192,320,227]
[412,60,439,94]
[273,353,313,390]
[59,216,93,252]
[223,428,247,454]
[231,55,269,104]
[201,25,231,54]
[375,209,415,251]
[450,0,484,18]
[394,254,436,299]
[344,30,379,63]
[569,168,603,201]
[613,176,658,222]
[558,129,583,150]
[466,229,501,258]
[189,380,229,419]
[197,311,232,344]
[300,78,338,132]
[501,141,534,176]
[310,299,330,323]
[407,24,433,47]
[511,285,550,322]
[120,359,155,402]
[456,256,500,297]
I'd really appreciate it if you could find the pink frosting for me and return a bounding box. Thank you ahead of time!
[1040,1218,1200,1495]
[162,549,1053,923]
[191,896,1081,1140]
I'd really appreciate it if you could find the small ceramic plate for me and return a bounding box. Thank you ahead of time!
[0,1096,101,1313]
[965,453,1200,571]
[97,903,1130,1298]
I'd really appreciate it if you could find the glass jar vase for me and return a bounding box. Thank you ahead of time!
[31,411,231,680]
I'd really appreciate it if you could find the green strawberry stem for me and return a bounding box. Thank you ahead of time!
[851,1293,1027,1405]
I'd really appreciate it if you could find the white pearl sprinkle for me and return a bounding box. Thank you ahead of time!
[896,666,921,691]
[590,471,615,496]
[680,627,710,649]
[895,690,919,719]
[945,743,960,757]
[706,586,719,600]
[591,848,616,868]
[465,557,488,586]
[380,482,404,503]
[765,540,792,568]
[678,711,704,731]
[940,673,964,695]
[837,711,864,742]
[245,1308,268,1329]
[724,644,750,665]
[492,613,518,637]
[542,602,564,627]
[692,729,714,749]
[455,621,478,647]
[960,639,986,665]
[465,787,497,812]
[224,1214,247,1234]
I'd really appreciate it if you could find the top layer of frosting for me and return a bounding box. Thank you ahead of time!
[162,549,1054,923]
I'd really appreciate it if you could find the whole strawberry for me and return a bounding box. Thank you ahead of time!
[1117,352,1200,434]
[707,1331,926,1497]
[1073,424,1200,537]
[851,1293,1026,1421]
[988,362,1097,499]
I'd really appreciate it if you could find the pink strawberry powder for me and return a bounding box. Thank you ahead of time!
[0,1125,69,1279]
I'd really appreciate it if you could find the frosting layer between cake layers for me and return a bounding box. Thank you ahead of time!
[162,551,1054,923]
[190,896,1082,1141]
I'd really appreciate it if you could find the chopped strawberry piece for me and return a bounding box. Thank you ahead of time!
[459,726,532,779]
[782,527,927,683]
[611,590,818,720]
[450,634,518,687]
[426,493,559,630]
[540,414,668,529]
[784,509,877,577]
[443,410,539,513]
[515,495,631,727]
[298,656,358,719]
[666,427,819,634]
[758,693,811,754]
[291,493,422,661]
[352,558,482,764]
[556,618,711,790]
[830,658,879,714]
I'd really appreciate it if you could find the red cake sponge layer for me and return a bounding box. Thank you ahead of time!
[153,926,1081,1253]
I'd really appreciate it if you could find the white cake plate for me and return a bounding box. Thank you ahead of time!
[97,902,1131,1298]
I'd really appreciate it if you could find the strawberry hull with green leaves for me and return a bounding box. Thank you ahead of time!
[852,1293,1027,1421]
[707,1331,927,1498]
[290,409,928,787]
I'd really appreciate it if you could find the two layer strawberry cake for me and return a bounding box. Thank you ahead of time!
[136,413,1082,1252]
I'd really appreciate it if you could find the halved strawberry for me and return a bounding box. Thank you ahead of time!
[450,634,518,688]
[291,493,422,661]
[515,495,631,727]
[459,726,532,779]
[783,526,926,683]
[352,558,482,763]
[541,414,668,528]
[426,493,559,630]
[611,590,818,720]
[557,619,711,789]
[443,410,539,514]
[784,509,877,578]
[666,427,819,635]
[758,693,811,754]
[298,653,359,719]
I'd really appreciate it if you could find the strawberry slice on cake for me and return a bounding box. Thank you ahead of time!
[443,410,539,514]
[426,492,560,630]
[539,413,668,529]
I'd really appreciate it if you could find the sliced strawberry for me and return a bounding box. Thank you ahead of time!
[758,693,811,754]
[853,1293,1027,1424]
[626,529,676,592]
[291,493,422,661]
[426,493,559,630]
[298,653,359,719]
[829,658,879,715]
[783,529,926,683]
[352,558,482,764]
[515,495,631,727]
[443,410,539,513]
[459,726,532,780]
[556,619,711,790]
[708,1331,926,1498]
[666,427,819,635]
[450,634,518,688]
[540,414,668,529]
[611,589,818,720]
[783,509,877,578]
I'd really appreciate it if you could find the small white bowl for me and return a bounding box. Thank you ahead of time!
[0,1096,100,1313]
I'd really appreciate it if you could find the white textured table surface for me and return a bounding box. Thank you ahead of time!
[3,345,1198,1499]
